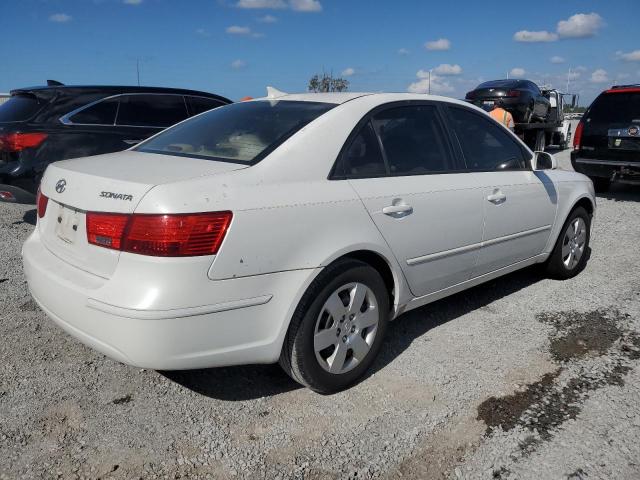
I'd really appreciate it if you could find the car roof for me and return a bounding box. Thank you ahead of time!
[251,91,474,107]
[10,84,232,103]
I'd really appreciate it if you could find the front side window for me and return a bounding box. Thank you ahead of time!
[116,94,189,128]
[136,100,335,164]
[68,98,118,125]
[372,105,452,175]
[448,107,527,171]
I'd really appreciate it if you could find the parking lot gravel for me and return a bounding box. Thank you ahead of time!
[1,146,639,479]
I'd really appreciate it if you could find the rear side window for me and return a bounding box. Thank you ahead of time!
[136,100,335,164]
[186,96,226,116]
[341,122,386,178]
[68,98,118,125]
[0,95,47,122]
[372,105,452,175]
[448,107,527,171]
[587,92,640,125]
[116,94,189,128]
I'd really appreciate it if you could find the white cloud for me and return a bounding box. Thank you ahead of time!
[231,59,247,69]
[433,63,462,75]
[236,0,321,11]
[557,13,603,38]
[575,65,587,72]
[258,14,278,23]
[425,38,451,51]
[236,0,286,8]
[341,67,355,77]
[550,56,566,64]
[226,25,252,35]
[590,68,609,83]
[123,0,143,4]
[510,67,526,77]
[397,48,409,56]
[195,28,210,37]
[290,0,322,12]
[49,13,71,22]
[408,70,455,94]
[513,30,558,43]
[616,50,640,62]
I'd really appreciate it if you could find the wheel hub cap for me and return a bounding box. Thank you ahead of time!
[561,217,586,270]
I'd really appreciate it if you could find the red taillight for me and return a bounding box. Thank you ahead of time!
[573,121,584,150]
[36,188,48,218]
[0,132,48,152]
[505,90,521,97]
[86,211,232,257]
[86,213,129,250]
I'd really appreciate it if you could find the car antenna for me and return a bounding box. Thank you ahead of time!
[266,86,287,99]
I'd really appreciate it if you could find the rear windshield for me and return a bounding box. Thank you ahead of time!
[136,100,335,164]
[0,94,47,122]
[476,80,519,89]
[587,92,640,125]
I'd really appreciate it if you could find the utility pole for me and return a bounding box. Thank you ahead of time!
[566,67,571,94]
[428,69,432,94]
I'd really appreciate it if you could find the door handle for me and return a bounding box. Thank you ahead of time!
[382,204,413,217]
[123,139,142,145]
[487,190,506,204]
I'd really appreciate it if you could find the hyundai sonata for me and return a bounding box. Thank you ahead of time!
[23,91,595,393]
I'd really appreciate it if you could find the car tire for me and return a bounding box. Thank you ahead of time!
[525,103,534,123]
[589,176,610,193]
[279,258,390,394]
[545,206,591,280]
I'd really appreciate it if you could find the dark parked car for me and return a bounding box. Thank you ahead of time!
[571,84,640,192]
[0,82,231,202]
[465,79,551,123]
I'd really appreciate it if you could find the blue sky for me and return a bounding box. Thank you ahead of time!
[1,0,638,104]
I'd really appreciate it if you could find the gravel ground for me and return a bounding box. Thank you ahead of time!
[1,146,639,479]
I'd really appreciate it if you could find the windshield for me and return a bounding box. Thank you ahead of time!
[136,100,335,164]
[588,92,640,125]
[0,94,48,122]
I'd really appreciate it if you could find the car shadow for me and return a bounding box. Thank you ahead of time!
[597,183,640,202]
[164,265,544,400]
[23,209,37,226]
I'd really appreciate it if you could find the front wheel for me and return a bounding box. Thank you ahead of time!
[280,259,389,393]
[545,207,591,279]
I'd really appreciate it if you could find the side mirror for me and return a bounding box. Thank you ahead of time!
[531,151,556,170]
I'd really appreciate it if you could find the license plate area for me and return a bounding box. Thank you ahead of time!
[54,204,81,244]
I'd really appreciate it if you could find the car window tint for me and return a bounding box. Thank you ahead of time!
[136,100,335,164]
[587,92,640,125]
[69,98,118,125]
[372,105,451,175]
[0,95,47,122]
[187,96,226,116]
[342,122,386,178]
[448,107,526,171]
[116,94,189,127]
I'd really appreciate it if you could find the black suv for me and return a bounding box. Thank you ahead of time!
[571,85,640,192]
[0,82,231,202]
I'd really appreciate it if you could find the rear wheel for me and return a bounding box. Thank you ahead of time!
[280,259,389,393]
[534,130,546,151]
[589,176,610,193]
[545,207,591,279]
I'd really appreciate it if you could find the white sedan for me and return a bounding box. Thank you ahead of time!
[23,91,595,393]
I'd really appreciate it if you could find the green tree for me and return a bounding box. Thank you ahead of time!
[308,72,349,93]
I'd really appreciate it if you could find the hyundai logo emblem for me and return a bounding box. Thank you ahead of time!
[55,179,67,194]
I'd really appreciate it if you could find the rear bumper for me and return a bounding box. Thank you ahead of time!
[22,227,319,370]
[571,153,640,182]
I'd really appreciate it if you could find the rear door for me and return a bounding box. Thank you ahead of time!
[445,105,557,275]
[342,102,485,297]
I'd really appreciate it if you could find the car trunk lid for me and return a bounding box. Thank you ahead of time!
[38,151,247,278]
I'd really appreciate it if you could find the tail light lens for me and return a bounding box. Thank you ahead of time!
[0,132,48,152]
[36,188,48,218]
[573,121,584,150]
[505,90,521,97]
[86,211,232,257]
